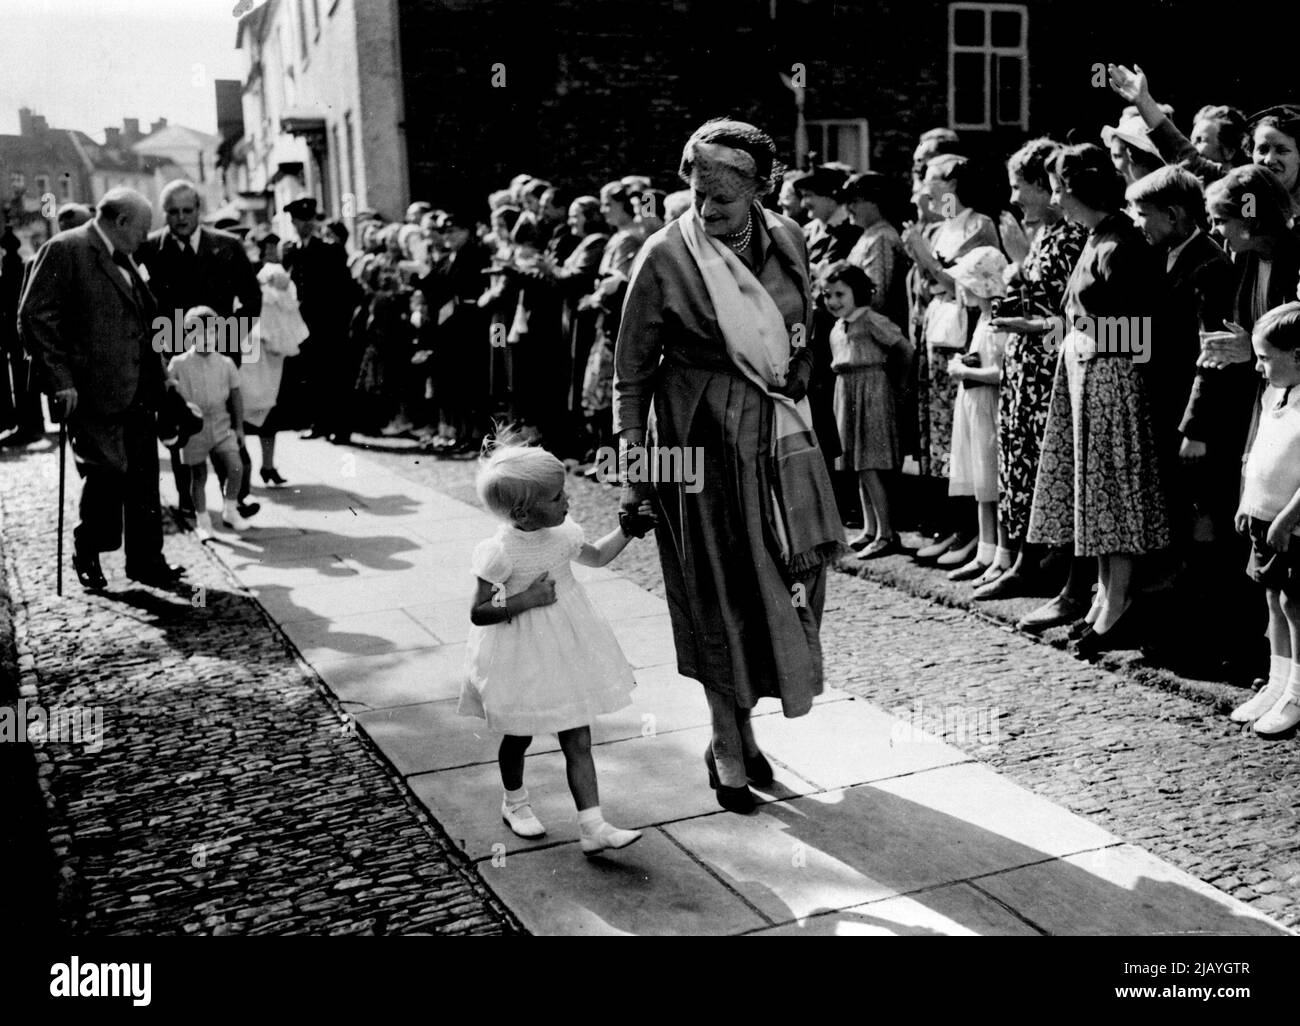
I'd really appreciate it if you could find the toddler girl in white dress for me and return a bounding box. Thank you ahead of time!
[462,441,653,854]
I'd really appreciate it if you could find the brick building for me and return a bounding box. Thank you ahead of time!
[0,109,182,256]
[232,0,1300,225]
[397,0,1300,200]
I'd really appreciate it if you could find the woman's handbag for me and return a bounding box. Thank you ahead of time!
[924,296,967,351]
[507,291,530,343]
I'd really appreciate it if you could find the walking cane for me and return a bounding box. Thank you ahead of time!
[56,420,66,597]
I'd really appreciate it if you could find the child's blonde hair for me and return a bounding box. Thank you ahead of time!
[476,438,566,523]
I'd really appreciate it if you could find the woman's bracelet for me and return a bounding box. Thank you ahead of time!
[618,439,647,486]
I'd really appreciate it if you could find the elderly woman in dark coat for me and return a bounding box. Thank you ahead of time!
[613,119,842,813]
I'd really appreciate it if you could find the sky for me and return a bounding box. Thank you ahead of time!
[0,0,248,141]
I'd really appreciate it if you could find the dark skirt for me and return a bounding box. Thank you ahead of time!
[651,361,828,716]
[833,366,899,472]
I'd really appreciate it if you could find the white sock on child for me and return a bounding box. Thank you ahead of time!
[500,787,545,837]
[1230,656,1291,723]
[976,542,996,564]
[577,805,642,855]
[994,546,1014,566]
[1252,662,1300,736]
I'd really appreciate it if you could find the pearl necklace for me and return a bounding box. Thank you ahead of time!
[720,212,753,252]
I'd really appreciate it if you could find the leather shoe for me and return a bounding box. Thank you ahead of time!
[705,748,757,813]
[1072,608,1143,659]
[71,550,107,591]
[914,532,959,562]
[1017,595,1089,633]
[126,562,187,587]
[936,534,978,568]
[946,559,989,582]
[972,565,1040,601]
[237,501,261,518]
[743,750,775,787]
[1066,618,1093,640]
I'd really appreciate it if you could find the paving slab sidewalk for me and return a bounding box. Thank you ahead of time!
[206,435,1292,937]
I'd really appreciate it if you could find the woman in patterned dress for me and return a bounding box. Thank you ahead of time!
[975,138,1088,600]
[1023,144,1173,653]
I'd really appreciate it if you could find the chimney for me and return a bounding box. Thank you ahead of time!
[18,107,33,135]
[150,117,168,134]
[31,114,48,134]
[104,127,121,148]
[123,118,141,141]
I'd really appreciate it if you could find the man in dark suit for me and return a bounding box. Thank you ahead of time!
[137,180,262,524]
[417,208,490,452]
[280,196,355,441]
[18,187,185,590]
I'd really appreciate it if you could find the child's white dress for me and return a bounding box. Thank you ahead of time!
[461,517,635,735]
[948,315,1007,502]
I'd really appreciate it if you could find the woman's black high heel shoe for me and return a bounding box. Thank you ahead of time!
[1073,606,1143,659]
[705,748,757,814]
[743,750,774,787]
[260,467,287,487]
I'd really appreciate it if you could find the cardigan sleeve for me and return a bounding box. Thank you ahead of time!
[611,245,667,435]
[1148,117,1231,187]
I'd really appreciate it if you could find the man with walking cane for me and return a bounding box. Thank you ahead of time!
[19,187,188,592]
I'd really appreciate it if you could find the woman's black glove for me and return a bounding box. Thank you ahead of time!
[774,346,814,404]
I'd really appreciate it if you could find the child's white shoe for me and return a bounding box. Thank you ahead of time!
[1253,695,1300,738]
[1230,678,1286,723]
[501,797,546,838]
[192,517,213,542]
[580,821,643,856]
[222,502,251,531]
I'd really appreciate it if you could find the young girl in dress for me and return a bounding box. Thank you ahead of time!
[168,306,251,540]
[1231,303,1300,737]
[821,261,905,559]
[462,439,653,853]
[944,246,1012,584]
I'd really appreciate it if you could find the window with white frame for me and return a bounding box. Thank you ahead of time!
[948,3,1028,131]
[34,174,51,196]
[805,119,870,171]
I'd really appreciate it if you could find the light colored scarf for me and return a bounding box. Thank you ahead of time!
[677,205,842,573]
[677,204,815,446]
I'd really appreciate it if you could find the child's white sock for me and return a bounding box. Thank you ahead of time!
[1230,657,1290,723]
[1253,662,1300,736]
[504,786,529,809]
[994,546,1014,566]
[1287,662,1300,702]
[578,805,642,855]
[976,541,996,564]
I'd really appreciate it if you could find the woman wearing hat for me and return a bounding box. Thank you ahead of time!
[1100,109,1166,185]
[1023,144,1172,655]
[613,118,842,814]
[1109,65,1294,205]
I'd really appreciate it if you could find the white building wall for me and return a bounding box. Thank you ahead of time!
[237,0,406,237]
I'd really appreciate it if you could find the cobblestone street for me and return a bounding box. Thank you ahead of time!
[0,442,517,936]
[3,435,1298,933]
